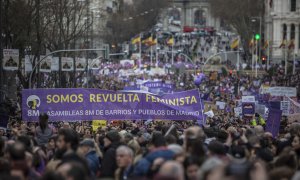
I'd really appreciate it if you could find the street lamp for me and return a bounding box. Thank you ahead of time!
[251,16,262,78]
[202,50,244,72]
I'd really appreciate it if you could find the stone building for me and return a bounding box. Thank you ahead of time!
[265,0,300,61]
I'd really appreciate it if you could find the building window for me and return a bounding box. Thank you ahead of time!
[291,0,296,12]
[283,24,287,40]
[291,24,296,40]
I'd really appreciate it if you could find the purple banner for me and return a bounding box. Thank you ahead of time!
[22,89,203,122]
[124,82,174,94]
[242,102,255,117]
[266,108,282,137]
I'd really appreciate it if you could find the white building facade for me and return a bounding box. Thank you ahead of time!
[265,0,300,61]
[163,0,220,32]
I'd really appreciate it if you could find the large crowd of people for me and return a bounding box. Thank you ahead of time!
[1,30,300,180]
[1,61,300,180]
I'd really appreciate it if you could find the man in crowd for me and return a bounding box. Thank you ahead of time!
[101,130,122,178]
[115,145,134,180]
[79,138,101,177]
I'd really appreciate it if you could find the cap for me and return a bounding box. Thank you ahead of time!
[80,139,95,148]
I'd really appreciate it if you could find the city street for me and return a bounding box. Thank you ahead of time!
[0,0,300,180]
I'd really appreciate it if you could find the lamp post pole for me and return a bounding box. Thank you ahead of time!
[202,50,244,73]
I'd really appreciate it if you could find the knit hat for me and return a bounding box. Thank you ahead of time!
[106,130,121,142]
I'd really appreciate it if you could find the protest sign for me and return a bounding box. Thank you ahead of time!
[40,56,52,73]
[255,104,266,116]
[242,102,255,117]
[266,108,282,137]
[280,101,290,116]
[75,58,86,71]
[22,89,203,122]
[120,59,134,67]
[204,110,214,118]
[3,49,19,71]
[61,57,74,71]
[92,120,107,131]
[234,107,242,117]
[242,96,255,103]
[216,101,226,110]
[268,87,297,97]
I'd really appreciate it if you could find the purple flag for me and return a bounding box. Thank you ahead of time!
[265,108,282,137]
[22,89,203,122]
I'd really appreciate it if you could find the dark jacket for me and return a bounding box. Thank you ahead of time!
[36,126,53,146]
[116,165,134,180]
[133,148,175,176]
[100,142,120,178]
[85,150,101,177]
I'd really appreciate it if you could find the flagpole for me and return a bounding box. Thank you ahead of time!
[267,40,270,70]
[171,42,174,65]
[293,46,296,74]
[156,43,158,67]
[252,39,254,72]
[285,43,287,75]
[139,33,142,60]
[255,39,258,78]
[237,37,240,71]
[150,45,153,66]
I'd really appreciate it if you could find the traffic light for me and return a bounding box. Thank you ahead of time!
[262,56,266,64]
[255,34,260,40]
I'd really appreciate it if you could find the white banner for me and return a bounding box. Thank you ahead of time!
[255,104,266,116]
[242,96,255,102]
[280,101,290,116]
[3,49,19,70]
[234,107,242,117]
[39,56,52,73]
[25,55,33,72]
[216,101,226,110]
[75,58,86,71]
[51,57,59,71]
[61,57,74,71]
[204,110,214,118]
[268,87,297,97]
[120,59,135,67]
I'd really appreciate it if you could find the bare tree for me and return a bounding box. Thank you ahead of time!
[105,0,170,45]
[210,0,264,54]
